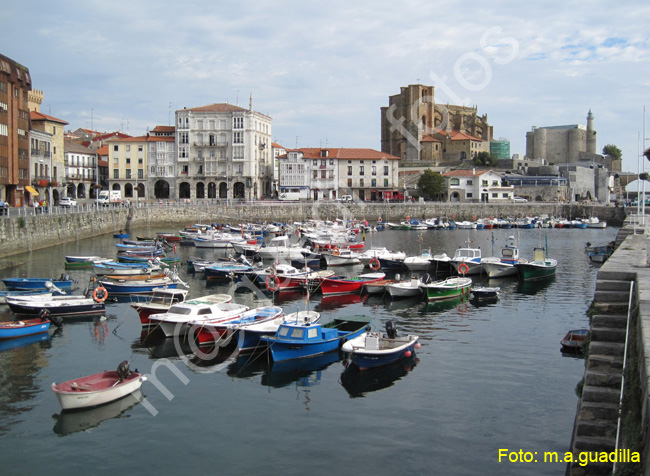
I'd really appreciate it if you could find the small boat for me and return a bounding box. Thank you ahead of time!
[363,279,396,295]
[386,276,424,299]
[130,288,193,325]
[450,243,482,276]
[323,248,362,267]
[471,286,500,300]
[319,272,386,296]
[2,276,74,291]
[341,320,420,370]
[6,292,106,318]
[98,276,184,295]
[420,276,472,301]
[403,249,433,272]
[236,310,321,354]
[515,247,557,281]
[65,255,102,263]
[51,361,147,411]
[0,316,52,340]
[561,329,589,352]
[0,288,58,305]
[113,232,130,239]
[481,235,525,278]
[148,299,249,337]
[260,316,371,362]
[192,305,284,347]
[204,262,254,281]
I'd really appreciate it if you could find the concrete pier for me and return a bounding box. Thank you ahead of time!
[567,215,650,475]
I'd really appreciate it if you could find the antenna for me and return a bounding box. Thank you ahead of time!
[91,108,94,131]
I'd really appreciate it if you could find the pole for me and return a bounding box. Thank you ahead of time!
[95,152,98,208]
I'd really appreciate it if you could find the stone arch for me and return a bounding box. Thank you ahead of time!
[124,183,134,198]
[179,182,191,199]
[207,182,217,199]
[219,182,227,199]
[154,180,170,199]
[196,182,205,199]
[233,182,245,199]
[76,183,86,198]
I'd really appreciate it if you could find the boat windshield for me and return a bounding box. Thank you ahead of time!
[168,306,192,315]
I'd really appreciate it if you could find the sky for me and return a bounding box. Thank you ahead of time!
[2,0,650,173]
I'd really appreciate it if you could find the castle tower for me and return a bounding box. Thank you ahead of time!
[28,89,43,113]
[586,109,596,155]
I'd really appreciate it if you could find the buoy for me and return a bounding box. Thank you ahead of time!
[369,258,381,271]
[458,263,470,275]
[93,286,108,303]
[415,343,421,349]
[404,350,412,358]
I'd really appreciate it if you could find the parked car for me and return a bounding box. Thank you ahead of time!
[59,197,77,207]
[513,197,528,203]
[336,195,353,203]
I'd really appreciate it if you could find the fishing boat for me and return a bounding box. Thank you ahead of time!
[403,249,433,272]
[51,361,147,411]
[192,305,284,347]
[323,248,362,267]
[358,248,407,267]
[0,289,58,305]
[260,316,371,362]
[449,242,482,276]
[233,310,321,354]
[419,277,472,301]
[341,320,420,370]
[129,288,192,325]
[561,329,589,352]
[515,246,557,281]
[319,272,386,296]
[148,299,249,337]
[480,235,526,278]
[256,235,306,261]
[6,292,106,318]
[98,275,184,295]
[2,276,74,291]
[0,316,52,340]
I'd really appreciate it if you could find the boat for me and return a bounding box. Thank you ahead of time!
[252,263,309,290]
[323,248,362,267]
[51,361,147,411]
[0,288,59,305]
[319,272,386,296]
[93,260,162,276]
[419,276,472,301]
[403,249,433,272]
[98,275,184,295]
[515,247,557,281]
[129,288,192,326]
[386,276,424,299]
[480,235,526,278]
[65,255,102,263]
[449,242,482,276]
[148,299,249,337]
[204,261,254,281]
[471,286,500,300]
[234,310,321,354]
[363,279,397,295]
[0,316,52,340]
[341,320,420,370]
[113,232,129,238]
[6,292,106,318]
[358,247,407,267]
[259,316,371,362]
[561,329,589,352]
[192,305,284,347]
[2,276,74,291]
[256,235,306,261]
[585,217,607,229]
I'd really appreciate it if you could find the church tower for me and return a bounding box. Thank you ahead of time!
[586,109,596,155]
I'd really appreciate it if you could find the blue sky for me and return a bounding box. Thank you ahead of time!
[3,0,649,173]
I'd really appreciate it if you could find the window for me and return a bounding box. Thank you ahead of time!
[502,193,509,198]
[126,145,131,152]
[467,180,473,185]
[347,166,352,176]
[126,170,131,179]
[138,170,144,179]
[371,166,377,175]
[371,179,376,187]
[126,158,131,164]
[450,178,460,186]
[233,117,244,129]
[384,179,388,187]
[113,169,119,178]
[360,179,364,187]
[384,166,389,175]
[233,132,243,144]
[347,178,352,187]
[359,166,364,176]
[138,146,143,152]
[492,192,498,198]
[467,193,473,198]
[482,180,488,186]
[113,145,118,152]
[321,170,326,179]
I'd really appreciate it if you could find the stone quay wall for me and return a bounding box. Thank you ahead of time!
[0,202,625,259]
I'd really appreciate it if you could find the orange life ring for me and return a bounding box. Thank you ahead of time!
[265,275,279,292]
[369,258,381,271]
[332,246,340,256]
[458,263,470,275]
[378,217,382,223]
[93,286,108,303]
[405,216,411,221]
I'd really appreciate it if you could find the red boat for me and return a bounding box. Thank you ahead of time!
[319,272,385,296]
[130,288,190,325]
[312,241,365,251]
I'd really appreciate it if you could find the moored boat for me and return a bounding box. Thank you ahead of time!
[561,329,589,352]
[2,276,74,291]
[130,288,193,325]
[51,361,147,411]
[319,272,386,296]
[420,277,472,301]
[0,316,52,340]
[515,247,557,281]
[471,286,500,300]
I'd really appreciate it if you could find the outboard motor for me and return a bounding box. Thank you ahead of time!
[423,273,432,284]
[117,361,131,381]
[38,308,51,321]
[50,316,64,328]
[385,320,398,339]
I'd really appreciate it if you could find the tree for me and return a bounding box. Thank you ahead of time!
[602,144,622,160]
[417,169,446,201]
[473,151,497,167]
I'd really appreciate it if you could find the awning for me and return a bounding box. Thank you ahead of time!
[25,186,39,196]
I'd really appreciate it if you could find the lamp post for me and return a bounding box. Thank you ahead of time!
[94,151,98,209]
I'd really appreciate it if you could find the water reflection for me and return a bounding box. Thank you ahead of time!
[0,332,50,353]
[317,293,366,310]
[52,390,144,436]
[340,356,419,398]
[516,276,556,295]
[423,295,470,313]
[133,332,193,359]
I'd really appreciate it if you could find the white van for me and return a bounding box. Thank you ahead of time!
[336,195,353,202]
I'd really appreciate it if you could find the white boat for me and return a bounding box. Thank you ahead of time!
[404,249,433,272]
[480,235,526,278]
[148,299,249,337]
[357,247,407,267]
[341,321,420,370]
[94,261,162,276]
[51,361,147,411]
[450,245,482,276]
[323,248,362,266]
[235,309,321,353]
[386,277,424,299]
[257,235,306,261]
[585,217,607,229]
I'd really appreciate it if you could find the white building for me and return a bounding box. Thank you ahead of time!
[63,139,98,200]
[442,169,514,203]
[147,126,176,199]
[175,98,273,201]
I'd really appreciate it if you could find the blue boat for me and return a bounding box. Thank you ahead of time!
[193,305,285,347]
[236,310,320,353]
[2,277,74,291]
[260,316,371,362]
[0,332,50,353]
[98,277,182,295]
[204,262,254,281]
[113,233,130,239]
[0,317,51,340]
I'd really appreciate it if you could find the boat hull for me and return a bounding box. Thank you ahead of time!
[421,278,472,301]
[0,318,51,339]
[515,262,557,281]
[52,371,147,411]
[342,334,419,370]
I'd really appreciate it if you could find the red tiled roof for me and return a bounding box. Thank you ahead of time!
[284,148,400,160]
[422,135,441,142]
[151,125,175,133]
[96,145,109,156]
[428,130,484,142]
[94,132,130,141]
[184,103,247,113]
[30,111,68,125]
[272,143,285,149]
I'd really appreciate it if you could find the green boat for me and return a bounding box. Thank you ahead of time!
[514,247,557,281]
[420,277,472,301]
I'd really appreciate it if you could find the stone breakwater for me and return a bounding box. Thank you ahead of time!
[0,202,625,259]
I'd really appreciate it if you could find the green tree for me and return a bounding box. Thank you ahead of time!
[473,151,497,167]
[417,169,446,201]
[602,144,622,160]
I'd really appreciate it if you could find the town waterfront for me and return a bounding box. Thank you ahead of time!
[0,226,618,475]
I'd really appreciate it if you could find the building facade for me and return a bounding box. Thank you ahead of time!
[63,139,98,200]
[106,135,149,201]
[442,169,514,203]
[31,111,68,204]
[0,54,32,206]
[525,110,598,165]
[147,126,176,200]
[380,84,493,165]
[175,100,272,201]
[29,129,53,205]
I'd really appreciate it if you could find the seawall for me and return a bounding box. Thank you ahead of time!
[0,202,626,260]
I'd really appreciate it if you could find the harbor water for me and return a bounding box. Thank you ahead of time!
[0,226,618,475]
